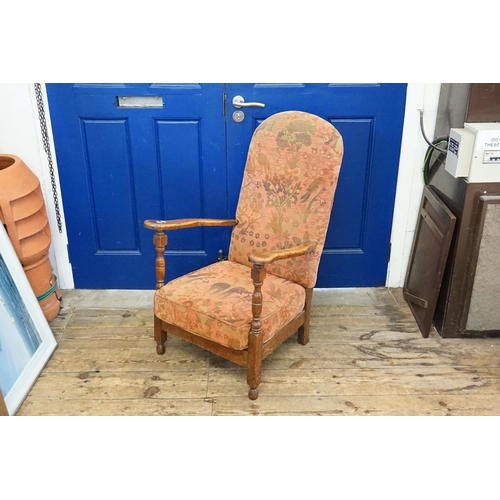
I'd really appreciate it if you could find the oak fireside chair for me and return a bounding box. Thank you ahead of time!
[144,111,343,399]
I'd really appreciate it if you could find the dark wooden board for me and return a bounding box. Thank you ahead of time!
[404,186,457,338]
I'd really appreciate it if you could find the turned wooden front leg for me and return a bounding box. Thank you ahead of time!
[153,230,167,289]
[247,263,265,400]
[154,315,167,355]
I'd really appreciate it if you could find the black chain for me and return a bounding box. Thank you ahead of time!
[34,83,63,233]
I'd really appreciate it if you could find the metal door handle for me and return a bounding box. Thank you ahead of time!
[232,95,265,109]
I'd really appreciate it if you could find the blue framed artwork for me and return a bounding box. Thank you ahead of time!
[0,224,56,415]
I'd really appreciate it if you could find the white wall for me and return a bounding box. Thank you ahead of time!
[386,83,441,287]
[0,84,73,288]
[0,83,441,290]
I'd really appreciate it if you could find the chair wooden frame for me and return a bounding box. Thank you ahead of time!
[144,218,316,400]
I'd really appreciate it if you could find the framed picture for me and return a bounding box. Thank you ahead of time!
[0,223,56,415]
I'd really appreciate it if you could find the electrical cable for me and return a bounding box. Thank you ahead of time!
[419,109,448,154]
[423,136,448,184]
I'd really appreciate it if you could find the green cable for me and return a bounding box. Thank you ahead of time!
[422,139,448,184]
[37,275,58,302]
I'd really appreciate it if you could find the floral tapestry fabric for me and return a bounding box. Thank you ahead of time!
[229,111,343,288]
[155,260,306,350]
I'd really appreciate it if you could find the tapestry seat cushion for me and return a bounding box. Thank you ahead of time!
[154,260,306,350]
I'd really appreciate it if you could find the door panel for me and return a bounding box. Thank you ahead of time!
[47,83,406,289]
[326,118,372,250]
[83,118,139,252]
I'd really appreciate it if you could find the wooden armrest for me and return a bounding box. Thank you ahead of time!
[144,218,238,231]
[248,240,318,265]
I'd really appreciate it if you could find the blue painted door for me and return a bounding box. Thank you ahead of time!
[47,83,406,289]
[226,84,407,287]
[47,84,229,289]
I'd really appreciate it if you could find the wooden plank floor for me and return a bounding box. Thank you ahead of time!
[17,288,500,416]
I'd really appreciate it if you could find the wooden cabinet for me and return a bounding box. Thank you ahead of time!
[405,160,500,338]
[429,167,500,338]
[406,83,500,338]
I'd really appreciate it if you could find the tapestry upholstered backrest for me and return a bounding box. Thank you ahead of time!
[228,111,344,288]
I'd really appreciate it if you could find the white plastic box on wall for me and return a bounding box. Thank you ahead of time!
[445,123,500,182]
[445,127,475,177]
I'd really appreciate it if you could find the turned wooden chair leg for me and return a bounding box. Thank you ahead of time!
[154,315,167,355]
[298,288,313,345]
[247,340,262,400]
[151,229,168,355]
[247,365,262,401]
[247,263,265,400]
